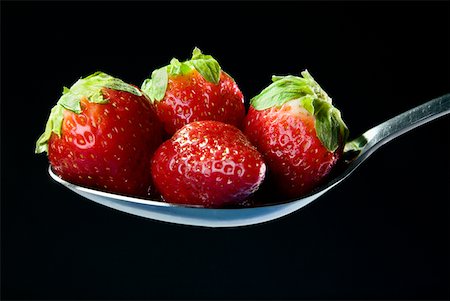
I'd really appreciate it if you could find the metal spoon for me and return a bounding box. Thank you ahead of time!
[48,94,450,227]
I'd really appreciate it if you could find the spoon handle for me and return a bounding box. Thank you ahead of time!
[345,93,450,158]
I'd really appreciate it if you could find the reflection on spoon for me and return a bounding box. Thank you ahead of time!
[48,94,450,227]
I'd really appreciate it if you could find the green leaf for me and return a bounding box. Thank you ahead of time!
[251,75,315,110]
[167,58,182,75]
[141,78,153,100]
[299,95,315,115]
[344,135,368,153]
[314,100,349,152]
[251,70,349,152]
[189,47,221,84]
[141,67,168,102]
[105,78,142,97]
[58,87,82,113]
[68,71,142,104]
[191,47,203,59]
[141,47,222,99]
[35,104,64,153]
[89,89,109,104]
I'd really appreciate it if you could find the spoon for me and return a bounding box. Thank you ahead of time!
[48,93,450,227]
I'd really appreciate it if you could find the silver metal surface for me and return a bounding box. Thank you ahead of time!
[48,93,450,227]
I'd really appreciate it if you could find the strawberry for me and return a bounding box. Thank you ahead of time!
[244,70,349,199]
[35,72,163,198]
[151,121,266,208]
[141,47,245,136]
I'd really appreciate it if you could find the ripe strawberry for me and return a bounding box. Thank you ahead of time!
[151,121,266,208]
[141,47,245,136]
[244,70,349,198]
[35,72,163,197]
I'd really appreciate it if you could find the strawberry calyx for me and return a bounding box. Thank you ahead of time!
[250,70,349,152]
[141,47,221,102]
[35,72,142,154]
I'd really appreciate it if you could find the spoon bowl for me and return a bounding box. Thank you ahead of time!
[48,94,450,227]
[49,166,336,227]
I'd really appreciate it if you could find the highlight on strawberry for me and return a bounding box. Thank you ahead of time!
[141,47,246,136]
[151,121,266,208]
[35,72,163,198]
[244,70,349,199]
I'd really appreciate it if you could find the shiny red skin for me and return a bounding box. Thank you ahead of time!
[48,88,163,197]
[155,70,245,136]
[244,104,340,198]
[151,121,266,208]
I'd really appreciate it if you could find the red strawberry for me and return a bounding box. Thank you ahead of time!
[151,121,266,208]
[36,72,163,197]
[141,47,245,136]
[244,70,349,198]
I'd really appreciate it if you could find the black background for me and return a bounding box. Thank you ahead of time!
[1,1,449,300]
